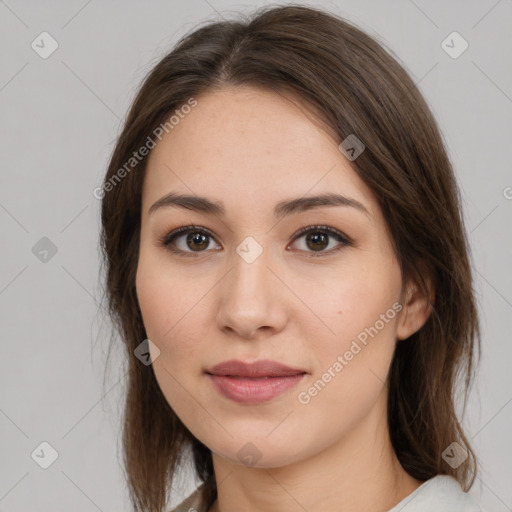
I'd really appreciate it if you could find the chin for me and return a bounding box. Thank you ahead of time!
[208,435,308,469]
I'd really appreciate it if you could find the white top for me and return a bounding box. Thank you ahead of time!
[386,475,482,511]
[169,474,482,512]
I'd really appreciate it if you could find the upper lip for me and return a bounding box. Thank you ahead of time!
[206,359,308,378]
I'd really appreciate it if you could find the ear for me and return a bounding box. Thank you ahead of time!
[396,266,435,341]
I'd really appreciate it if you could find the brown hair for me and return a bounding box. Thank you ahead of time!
[99,4,481,511]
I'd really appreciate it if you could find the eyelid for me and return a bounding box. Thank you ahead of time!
[156,224,218,254]
[158,224,352,257]
[290,224,351,257]
[292,223,352,244]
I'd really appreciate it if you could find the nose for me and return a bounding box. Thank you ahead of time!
[215,244,288,340]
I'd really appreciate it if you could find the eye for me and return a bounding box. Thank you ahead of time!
[157,225,220,257]
[157,224,351,257]
[289,224,351,257]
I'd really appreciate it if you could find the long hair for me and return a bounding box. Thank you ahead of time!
[99,5,481,511]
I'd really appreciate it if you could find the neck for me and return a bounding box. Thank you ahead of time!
[207,387,422,512]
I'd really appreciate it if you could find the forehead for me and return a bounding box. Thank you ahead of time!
[142,85,377,219]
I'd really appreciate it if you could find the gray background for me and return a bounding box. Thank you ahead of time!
[1,0,511,510]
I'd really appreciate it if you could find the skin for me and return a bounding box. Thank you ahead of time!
[135,85,433,512]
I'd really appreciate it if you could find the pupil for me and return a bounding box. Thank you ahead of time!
[187,232,208,251]
[307,232,328,251]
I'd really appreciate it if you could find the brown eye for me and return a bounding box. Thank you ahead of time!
[184,231,210,251]
[159,226,220,256]
[304,231,329,251]
[291,225,351,256]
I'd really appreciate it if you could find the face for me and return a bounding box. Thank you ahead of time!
[135,85,423,469]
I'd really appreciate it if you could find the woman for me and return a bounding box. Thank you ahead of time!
[99,5,482,511]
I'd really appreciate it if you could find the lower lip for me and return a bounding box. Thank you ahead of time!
[207,373,306,404]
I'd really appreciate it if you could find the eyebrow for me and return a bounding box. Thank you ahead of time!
[148,192,371,219]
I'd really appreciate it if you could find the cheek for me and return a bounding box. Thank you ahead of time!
[294,272,400,425]
[300,262,401,410]
[307,260,401,345]
[136,272,170,340]
[136,262,201,361]
[136,267,209,422]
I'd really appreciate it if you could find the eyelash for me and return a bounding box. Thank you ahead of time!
[157,224,352,258]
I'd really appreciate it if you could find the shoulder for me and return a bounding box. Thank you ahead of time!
[168,483,207,512]
[169,476,483,512]
[387,475,483,512]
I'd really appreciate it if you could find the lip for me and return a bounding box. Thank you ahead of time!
[205,359,308,404]
[207,373,306,404]
[206,358,307,378]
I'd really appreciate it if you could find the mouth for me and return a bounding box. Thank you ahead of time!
[205,359,308,404]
